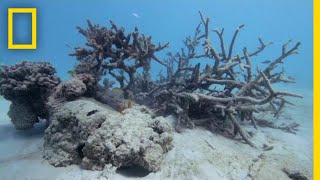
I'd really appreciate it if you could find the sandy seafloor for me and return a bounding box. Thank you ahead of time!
[0,87,313,180]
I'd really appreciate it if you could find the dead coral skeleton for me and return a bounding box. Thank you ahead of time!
[70,20,169,97]
[70,12,302,148]
[149,12,302,147]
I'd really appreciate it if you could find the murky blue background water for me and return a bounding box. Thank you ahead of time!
[0,0,313,89]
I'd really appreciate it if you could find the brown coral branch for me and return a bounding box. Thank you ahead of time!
[227,24,245,61]
[228,113,257,148]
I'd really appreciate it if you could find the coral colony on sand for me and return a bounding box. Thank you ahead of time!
[0,12,303,172]
[0,62,60,129]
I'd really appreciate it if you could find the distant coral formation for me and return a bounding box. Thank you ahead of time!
[0,61,60,129]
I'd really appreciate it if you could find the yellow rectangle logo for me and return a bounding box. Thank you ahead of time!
[8,8,37,49]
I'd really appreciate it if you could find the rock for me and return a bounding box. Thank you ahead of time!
[0,61,60,129]
[46,73,98,120]
[55,78,87,101]
[54,73,98,101]
[8,100,38,130]
[282,168,308,180]
[0,61,60,101]
[44,98,173,172]
[43,98,115,167]
[95,87,133,112]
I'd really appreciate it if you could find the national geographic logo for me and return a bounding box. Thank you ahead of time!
[8,8,37,50]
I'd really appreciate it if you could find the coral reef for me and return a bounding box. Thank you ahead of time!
[95,85,133,112]
[0,11,304,174]
[147,13,302,147]
[0,61,60,129]
[55,78,87,101]
[44,99,114,167]
[44,98,173,172]
[70,12,302,148]
[70,20,168,97]
[8,100,38,130]
[46,73,98,116]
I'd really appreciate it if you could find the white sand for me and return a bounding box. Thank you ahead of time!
[0,88,313,180]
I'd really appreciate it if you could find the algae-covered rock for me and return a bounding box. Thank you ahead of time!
[44,98,173,172]
[43,98,115,166]
[8,100,38,130]
[54,78,87,101]
[0,61,60,129]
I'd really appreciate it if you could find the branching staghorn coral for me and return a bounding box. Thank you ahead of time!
[135,12,302,147]
[70,13,302,147]
[70,20,169,97]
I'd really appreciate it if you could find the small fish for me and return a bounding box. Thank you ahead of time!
[132,13,141,18]
[288,76,295,80]
[261,60,271,64]
[67,70,77,77]
[111,88,123,96]
[66,44,72,49]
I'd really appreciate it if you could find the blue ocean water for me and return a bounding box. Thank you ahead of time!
[0,0,313,89]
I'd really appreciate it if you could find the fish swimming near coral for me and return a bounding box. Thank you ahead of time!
[65,44,73,49]
[111,88,124,96]
[261,60,271,64]
[67,70,77,77]
[132,13,141,18]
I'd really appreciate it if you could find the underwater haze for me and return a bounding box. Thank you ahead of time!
[0,0,313,89]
